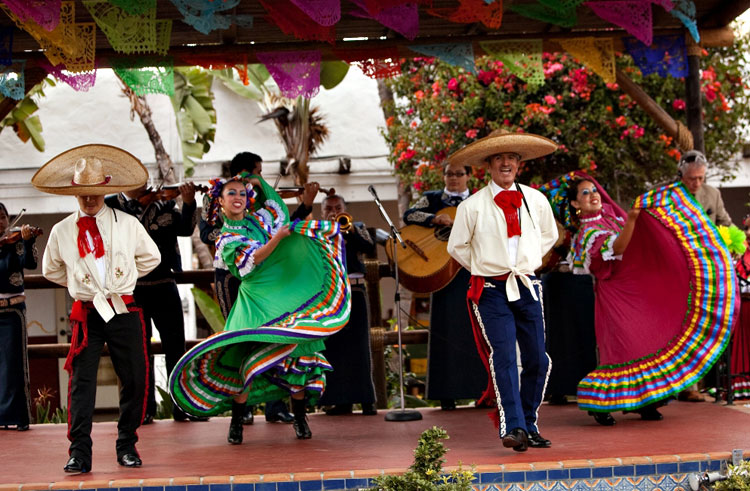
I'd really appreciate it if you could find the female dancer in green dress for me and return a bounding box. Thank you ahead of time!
[170,173,350,443]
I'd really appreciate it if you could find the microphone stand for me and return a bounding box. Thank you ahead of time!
[368,186,422,422]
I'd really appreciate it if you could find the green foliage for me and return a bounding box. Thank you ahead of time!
[32,386,67,424]
[320,61,350,90]
[171,68,217,177]
[191,287,225,333]
[383,28,750,204]
[369,427,476,490]
[713,460,750,490]
[0,77,55,152]
[155,385,174,420]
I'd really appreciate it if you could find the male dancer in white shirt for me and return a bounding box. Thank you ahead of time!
[34,144,160,473]
[447,130,558,452]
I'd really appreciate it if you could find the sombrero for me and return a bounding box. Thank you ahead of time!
[31,144,148,196]
[450,129,558,167]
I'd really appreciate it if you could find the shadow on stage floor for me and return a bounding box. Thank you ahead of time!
[2,401,749,486]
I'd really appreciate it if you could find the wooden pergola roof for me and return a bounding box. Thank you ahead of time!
[2,1,749,67]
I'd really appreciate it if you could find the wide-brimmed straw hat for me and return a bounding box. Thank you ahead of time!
[449,129,558,167]
[31,144,148,196]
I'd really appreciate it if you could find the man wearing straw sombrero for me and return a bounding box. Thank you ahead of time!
[33,144,161,474]
[447,130,558,452]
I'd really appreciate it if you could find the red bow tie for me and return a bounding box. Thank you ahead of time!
[494,191,523,238]
[77,216,105,259]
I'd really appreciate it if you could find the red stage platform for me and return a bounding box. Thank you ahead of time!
[1,401,748,490]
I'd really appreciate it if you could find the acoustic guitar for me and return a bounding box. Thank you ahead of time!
[385,207,462,294]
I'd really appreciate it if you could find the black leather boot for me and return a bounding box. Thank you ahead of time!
[227,401,245,444]
[291,397,312,439]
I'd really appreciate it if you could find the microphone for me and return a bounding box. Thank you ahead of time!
[368,185,379,200]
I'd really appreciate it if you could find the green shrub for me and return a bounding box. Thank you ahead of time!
[369,427,475,490]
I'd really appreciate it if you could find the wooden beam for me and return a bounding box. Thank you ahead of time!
[12,26,735,69]
[701,1,750,28]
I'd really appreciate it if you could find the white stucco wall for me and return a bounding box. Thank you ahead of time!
[0,67,397,214]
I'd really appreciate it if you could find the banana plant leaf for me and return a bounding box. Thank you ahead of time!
[191,287,225,333]
[320,61,350,90]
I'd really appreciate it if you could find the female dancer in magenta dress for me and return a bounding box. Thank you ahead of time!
[541,171,736,425]
[170,174,350,442]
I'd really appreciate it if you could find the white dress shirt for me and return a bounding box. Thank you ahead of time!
[447,182,558,301]
[43,205,161,322]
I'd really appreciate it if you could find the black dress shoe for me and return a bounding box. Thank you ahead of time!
[361,403,377,415]
[528,432,551,448]
[17,423,29,431]
[63,457,90,474]
[242,411,254,425]
[117,453,142,467]
[227,421,243,444]
[293,418,312,439]
[324,404,353,416]
[637,405,663,421]
[547,394,569,405]
[501,428,528,452]
[266,410,294,423]
[589,411,616,426]
[174,412,209,422]
[142,413,154,425]
[440,399,456,411]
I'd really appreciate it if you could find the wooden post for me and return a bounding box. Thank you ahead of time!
[369,327,388,409]
[685,40,705,153]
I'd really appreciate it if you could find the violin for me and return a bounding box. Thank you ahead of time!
[0,226,43,246]
[136,183,210,208]
[277,186,336,200]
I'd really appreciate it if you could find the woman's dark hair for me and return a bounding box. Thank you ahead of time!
[230,152,263,176]
[0,202,8,218]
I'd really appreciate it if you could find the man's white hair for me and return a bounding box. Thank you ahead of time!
[679,150,708,173]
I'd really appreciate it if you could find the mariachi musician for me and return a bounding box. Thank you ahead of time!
[0,204,39,431]
[105,181,202,423]
[403,160,488,411]
[317,194,378,415]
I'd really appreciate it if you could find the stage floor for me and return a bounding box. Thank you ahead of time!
[1,401,749,487]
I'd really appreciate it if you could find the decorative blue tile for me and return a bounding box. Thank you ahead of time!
[344,479,368,489]
[321,479,345,490]
[679,461,700,473]
[255,483,277,491]
[167,486,187,491]
[233,484,255,491]
[480,472,503,483]
[525,470,547,482]
[570,468,592,479]
[277,482,299,491]
[613,465,634,477]
[634,464,656,476]
[143,487,165,491]
[504,471,526,483]
[188,486,209,491]
[547,469,569,481]
[656,462,678,474]
[211,485,231,491]
[298,481,322,491]
[591,466,613,478]
[120,488,141,491]
[708,460,724,471]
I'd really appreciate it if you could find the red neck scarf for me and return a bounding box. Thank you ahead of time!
[77,216,105,259]
[494,190,523,238]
